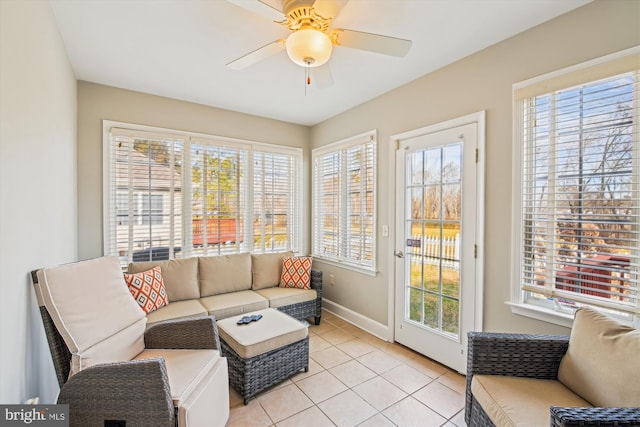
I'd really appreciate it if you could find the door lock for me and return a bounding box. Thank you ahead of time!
[394,250,404,258]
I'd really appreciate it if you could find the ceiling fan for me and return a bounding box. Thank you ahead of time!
[225,0,412,85]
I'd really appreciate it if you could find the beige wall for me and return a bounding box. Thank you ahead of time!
[77,82,311,260]
[311,0,640,333]
[0,0,77,403]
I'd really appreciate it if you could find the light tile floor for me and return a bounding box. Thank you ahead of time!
[227,310,468,427]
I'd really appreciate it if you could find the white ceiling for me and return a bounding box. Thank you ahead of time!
[49,0,590,126]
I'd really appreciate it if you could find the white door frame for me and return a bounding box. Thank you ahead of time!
[387,111,485,350]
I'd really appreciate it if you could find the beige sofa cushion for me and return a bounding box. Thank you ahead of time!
[146,300,208,325]
[129,257,199,302]
[198,290,268,320]
[37,257,147,376]
[471,375,592,427]
[558,307,640,407]
[217,308,308,358]
[199,253,252,297]
[255,287,316,308]
[251,251,293,290]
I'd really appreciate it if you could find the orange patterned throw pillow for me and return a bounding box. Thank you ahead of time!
[123,266,169,314]
[279,256,312,289]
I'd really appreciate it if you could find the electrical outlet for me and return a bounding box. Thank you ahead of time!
[329,274,335,285]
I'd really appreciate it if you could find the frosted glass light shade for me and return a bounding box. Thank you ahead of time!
[285,29,333,67]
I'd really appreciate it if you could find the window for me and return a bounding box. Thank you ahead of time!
[105,125,302,265]
[116,192,137,225]
[512,47,639,325]
[142,194,163,225]
[313,130,376,274]
[253,151,300,252]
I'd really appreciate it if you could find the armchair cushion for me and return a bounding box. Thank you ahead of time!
[36,256,146,376]
[471,375,591,427]
[134,349,219,406]
[129,257,199,302]
[558,307,640,407]
[135,349,229,427]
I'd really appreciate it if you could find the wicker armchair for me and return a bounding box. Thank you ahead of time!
[465,332,640,427]
[32,257,230,427]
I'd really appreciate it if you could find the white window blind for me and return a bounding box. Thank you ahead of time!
[313,131,376,273]
[108,129,183,263]
[513,47,639,317]
[253,150,300,252]
[189,139,248,256]
[106,125,302,265]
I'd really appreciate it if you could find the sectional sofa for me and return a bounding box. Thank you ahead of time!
[127,251,323,326]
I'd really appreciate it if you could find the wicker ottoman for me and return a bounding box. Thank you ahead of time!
[217,308,309,404]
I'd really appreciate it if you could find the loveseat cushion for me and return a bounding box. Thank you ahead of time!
[36,256,147,376]
[129,257,199,302]
[146,299,209,325]
[199,290,268,320]
[558,307,640,407]
[251,251,293,290]
[471,375,592,427]
[255,287,316,308]
[199,253,252,297]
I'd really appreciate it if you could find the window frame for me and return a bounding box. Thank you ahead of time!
[312,130,377,275]
[510,47,640,328]
[103,121,303,264]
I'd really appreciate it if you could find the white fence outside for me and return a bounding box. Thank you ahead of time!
[407,234,460,270]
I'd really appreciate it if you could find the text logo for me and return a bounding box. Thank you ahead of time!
[0,405,68,427]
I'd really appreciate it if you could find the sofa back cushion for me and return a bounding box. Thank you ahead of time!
[199,253,252,297]
[37,257,146,376]
[251,251,293,290]
[128,257,199,302]
[558,307,640,407]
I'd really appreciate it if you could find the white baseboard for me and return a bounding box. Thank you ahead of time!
[321,298,393,342]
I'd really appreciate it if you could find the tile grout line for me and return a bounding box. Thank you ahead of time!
[228,313,467,427]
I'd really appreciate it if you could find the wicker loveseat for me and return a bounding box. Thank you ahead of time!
[127,251,323,326]
[465,308,640,426]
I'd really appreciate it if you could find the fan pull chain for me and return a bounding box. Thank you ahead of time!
[304,60,311,96]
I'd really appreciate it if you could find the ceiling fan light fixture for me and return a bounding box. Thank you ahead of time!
[285,28,333,68]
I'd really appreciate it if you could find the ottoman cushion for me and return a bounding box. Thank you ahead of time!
[217,308,308,359]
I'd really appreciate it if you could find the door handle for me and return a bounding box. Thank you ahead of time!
[394,250,404,258]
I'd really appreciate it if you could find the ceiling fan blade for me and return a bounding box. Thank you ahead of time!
[226,0,283,21]
[310,0,348,18]
[312,63,333,88]
[226,39,286,70]
[331,29,412,57]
